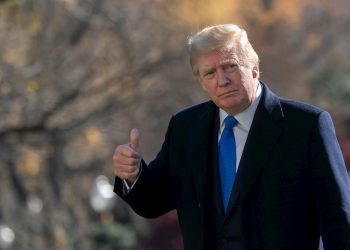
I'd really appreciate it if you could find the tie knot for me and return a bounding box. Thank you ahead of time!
[224,116,238,129]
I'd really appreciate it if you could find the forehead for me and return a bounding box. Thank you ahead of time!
[196,49,240,69]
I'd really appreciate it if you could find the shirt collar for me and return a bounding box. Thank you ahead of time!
[219,82,262,132]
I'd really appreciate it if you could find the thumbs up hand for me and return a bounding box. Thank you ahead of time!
[113,128,142,184]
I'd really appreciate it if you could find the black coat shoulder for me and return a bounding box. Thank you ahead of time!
[279,98,325,116]
[172,101,217,124]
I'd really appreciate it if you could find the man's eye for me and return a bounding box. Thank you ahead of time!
[225,64,237,72]
[204,71,214,78]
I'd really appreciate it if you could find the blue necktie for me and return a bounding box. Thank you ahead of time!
[219,116,238,213]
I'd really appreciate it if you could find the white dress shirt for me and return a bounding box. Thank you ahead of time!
[218,83,262,172]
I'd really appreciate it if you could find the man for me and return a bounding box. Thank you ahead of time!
[113,24,350,250]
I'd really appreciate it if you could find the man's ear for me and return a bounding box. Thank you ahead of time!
[252,65,260,79]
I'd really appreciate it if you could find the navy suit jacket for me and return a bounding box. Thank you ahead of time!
[114,82,350,250]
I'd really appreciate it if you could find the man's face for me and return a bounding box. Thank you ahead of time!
[196,49,259,115]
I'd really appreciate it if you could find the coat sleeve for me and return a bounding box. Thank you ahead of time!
[113,116,176,218]
[311,111,350,249]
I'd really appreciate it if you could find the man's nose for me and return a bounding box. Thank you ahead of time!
[218,69,229,87]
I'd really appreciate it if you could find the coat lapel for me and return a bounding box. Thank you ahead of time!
[225,83,284,217]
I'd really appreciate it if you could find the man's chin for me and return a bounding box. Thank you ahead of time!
[218,100,248,114]
[220,100,241,110]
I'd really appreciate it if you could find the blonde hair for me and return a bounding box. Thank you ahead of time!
[188,24,259,76]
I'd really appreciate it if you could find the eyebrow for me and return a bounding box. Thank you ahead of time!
[220,59,239,66]
[199,66,215,73]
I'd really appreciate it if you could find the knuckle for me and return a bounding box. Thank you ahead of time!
[113,166,120,175]
[112,154,118,161]
[116,144,128,152]
[114,168,121,177]
[128,158,137,166]
[124,165,134,173]
[115,146,122,153]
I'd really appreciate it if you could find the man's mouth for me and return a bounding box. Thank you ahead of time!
[218,90,238,98]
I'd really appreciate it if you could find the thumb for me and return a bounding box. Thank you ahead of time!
[130,128,140,150]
